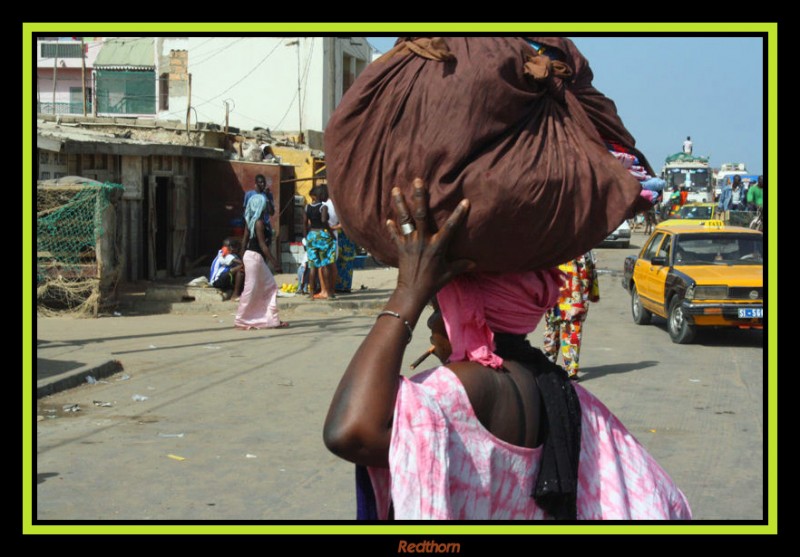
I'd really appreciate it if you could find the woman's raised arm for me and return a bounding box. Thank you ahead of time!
[323,179,472,467]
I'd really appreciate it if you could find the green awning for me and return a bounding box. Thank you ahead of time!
[94,37,154,70]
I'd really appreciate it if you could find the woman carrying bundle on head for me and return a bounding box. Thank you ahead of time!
[322,37,688,519]
[323,180,691,520]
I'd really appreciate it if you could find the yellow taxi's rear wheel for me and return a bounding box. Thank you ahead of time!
[631,285,652,325]
[668,296,697,344]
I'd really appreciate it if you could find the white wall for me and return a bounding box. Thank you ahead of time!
[157,37,370,134]
[37,69,85,104]
[322,37,372,126]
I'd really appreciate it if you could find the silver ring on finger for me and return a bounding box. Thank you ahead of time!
[400,222,416,236]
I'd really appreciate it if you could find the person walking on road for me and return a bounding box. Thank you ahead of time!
[234,195,288,330]
[542,252,600,380]
[243,174,280,272]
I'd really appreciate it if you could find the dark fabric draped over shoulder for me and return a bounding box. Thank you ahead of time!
[493,333,582,521]
[325,36,651,272]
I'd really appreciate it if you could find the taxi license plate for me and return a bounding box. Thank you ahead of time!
[738,308,763,319]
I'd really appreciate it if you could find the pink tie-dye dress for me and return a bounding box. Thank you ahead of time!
[367,366,692,520]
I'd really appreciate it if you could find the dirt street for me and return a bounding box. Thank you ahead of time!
[31,236,767,526]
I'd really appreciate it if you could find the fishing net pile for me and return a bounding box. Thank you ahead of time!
[37,178,124,316]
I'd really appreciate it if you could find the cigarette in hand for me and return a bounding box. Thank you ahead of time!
[410,346,436,370]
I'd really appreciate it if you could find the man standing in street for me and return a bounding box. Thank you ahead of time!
[746,175,764,232]
[746,175,764,211]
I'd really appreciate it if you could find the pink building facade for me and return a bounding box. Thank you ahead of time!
[36,37,103,115]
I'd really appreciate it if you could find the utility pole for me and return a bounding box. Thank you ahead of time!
[185,73,192,134]
[296,40,302,144]
[52,47,58,115]
[224,100,230,135]
[81,38,87,116]
[285,39,302,144]
[91,70,98,117]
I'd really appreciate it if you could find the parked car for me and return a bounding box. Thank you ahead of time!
[621,222,762,343]
[600,220,631,248]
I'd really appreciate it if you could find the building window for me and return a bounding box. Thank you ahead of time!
[39,151,49,164]
[40,172,51,180]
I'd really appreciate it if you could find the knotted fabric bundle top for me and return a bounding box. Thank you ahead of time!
[436,269,565,369]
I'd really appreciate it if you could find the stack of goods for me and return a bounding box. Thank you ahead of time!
[325,37,653,272]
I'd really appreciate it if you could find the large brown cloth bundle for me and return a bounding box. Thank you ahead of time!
[324,37,652,272]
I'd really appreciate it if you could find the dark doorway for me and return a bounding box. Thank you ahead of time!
[155,177,170,272]
[144,176,172,279]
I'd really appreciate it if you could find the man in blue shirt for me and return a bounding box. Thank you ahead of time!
[243,174,278,270]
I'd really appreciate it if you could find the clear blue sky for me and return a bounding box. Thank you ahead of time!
[366,37,764,175]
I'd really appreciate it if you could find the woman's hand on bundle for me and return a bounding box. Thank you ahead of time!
[323,179,472,466]
[387,178,474,310]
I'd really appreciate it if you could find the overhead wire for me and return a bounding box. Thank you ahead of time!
[270,88,299,131]
[298,39,315,131]
[271,38,314,131]
[42,37,336,133]
[190,37,247,67]
[154,39,286,123]
[191,39,284,109]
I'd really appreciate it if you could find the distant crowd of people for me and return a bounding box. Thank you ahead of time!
[299,183,358,299]
[206,176,364,330]
[717,174,764,214]
[677,137,765,219]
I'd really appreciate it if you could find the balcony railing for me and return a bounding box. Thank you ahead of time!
[40,42,85,59]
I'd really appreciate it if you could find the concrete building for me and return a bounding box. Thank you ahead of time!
[36,37,159,119]
[157,37,372,141]
[36,37,104,116]
[36,36,373,140]
[36,117,298,283]
[34,36,372,291]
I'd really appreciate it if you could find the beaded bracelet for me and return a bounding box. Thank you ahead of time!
[376,310,413,344]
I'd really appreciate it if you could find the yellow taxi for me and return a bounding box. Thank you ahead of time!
[658,203,719,228]
[622,221,762,343]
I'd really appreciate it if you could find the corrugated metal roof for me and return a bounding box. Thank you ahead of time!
[94,37,154,69]
[36,121,226,159]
